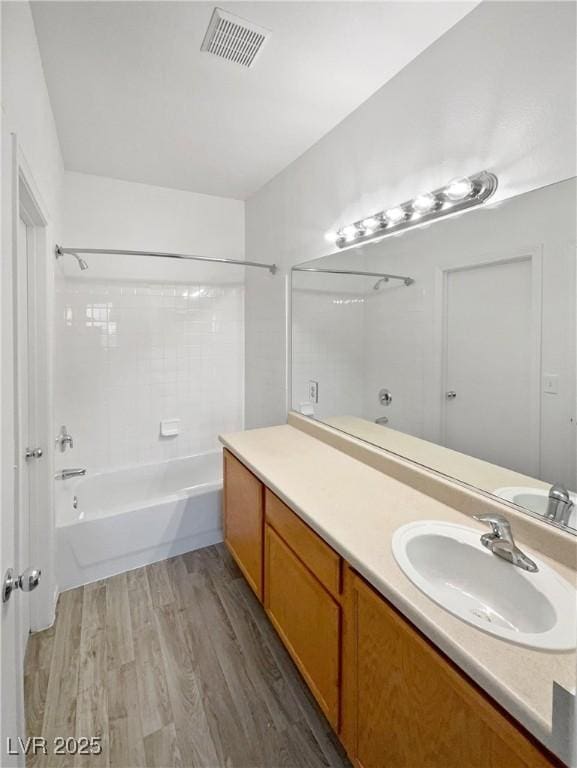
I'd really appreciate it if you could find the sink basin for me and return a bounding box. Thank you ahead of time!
[494,486,577,529]
[392,521,577,650]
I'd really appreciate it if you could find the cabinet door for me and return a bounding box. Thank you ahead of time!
[265,488,342,598]
[264,524,340,728]
[223,449,264,600]
[345,570,556,768]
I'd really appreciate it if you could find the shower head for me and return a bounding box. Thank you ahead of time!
[74,254,89,271]
[373,277,389,290]
[56,246,89,271]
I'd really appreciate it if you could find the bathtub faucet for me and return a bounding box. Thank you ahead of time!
[55,468,87,480]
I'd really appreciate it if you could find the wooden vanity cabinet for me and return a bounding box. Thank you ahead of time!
[341,567,558,768]
[264,489,342,728]
[264,524,341,728]
[223,449,264,600]
[223,451,559,768]
[265,488,341,599]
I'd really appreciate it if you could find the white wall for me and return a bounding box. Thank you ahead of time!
[62,172,244,283]
[245,0,577,429]
[1,2,64,219]
[55,172,245,474]
[1,1,64,637]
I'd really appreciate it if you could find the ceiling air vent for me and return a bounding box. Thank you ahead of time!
[201,8,269,68]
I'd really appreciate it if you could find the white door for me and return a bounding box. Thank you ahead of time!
[0,462,23,768]
[442,256,540,476]
[0,211,41,766]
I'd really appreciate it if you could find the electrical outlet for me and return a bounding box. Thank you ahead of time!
[308,380,319,404]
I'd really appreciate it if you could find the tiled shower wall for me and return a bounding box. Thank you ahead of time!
[291,287,365,420]
[54,278,244,473]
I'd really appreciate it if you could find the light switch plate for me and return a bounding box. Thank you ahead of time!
[543,374,559,395]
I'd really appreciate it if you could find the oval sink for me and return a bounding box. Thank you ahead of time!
[392,521,576,650]
[494,486,577,529]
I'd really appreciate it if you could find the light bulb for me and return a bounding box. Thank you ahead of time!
[412,193,436,214]
[362,217,378,232]
[341,225,358,241]
[445,177,474,202]
[385,206,405,225]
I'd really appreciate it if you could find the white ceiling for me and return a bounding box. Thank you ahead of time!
[31,2,477,200]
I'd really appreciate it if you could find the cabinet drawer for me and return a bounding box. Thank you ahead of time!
[223,450,264,601]
[265,489,341,599]
[264,524,340,728]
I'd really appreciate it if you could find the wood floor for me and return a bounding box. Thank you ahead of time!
[24,544,351,768]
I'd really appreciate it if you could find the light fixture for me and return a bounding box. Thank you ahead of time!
[327,171,497,249]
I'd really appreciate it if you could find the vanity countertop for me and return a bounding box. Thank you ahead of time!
[324,414,550,495]
[219,423,576,759]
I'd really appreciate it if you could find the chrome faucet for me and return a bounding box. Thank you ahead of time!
[545,484,574,527]
[474,513,538,572]
[56,425,74,452]
[55,468,86,480]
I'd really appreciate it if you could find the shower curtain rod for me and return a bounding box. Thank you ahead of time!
[55,246,278,274]
[292,266,414,286]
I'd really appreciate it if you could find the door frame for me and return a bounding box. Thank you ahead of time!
[433,247,543,477]
[11,135,57,634]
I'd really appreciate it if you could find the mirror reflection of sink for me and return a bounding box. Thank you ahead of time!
[392,521,576,650]
[494,486,577,529]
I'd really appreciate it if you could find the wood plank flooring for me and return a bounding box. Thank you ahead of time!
[24,544,351,768]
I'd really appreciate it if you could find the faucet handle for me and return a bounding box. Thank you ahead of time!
[473,513,513,541]
[57,425,73,451]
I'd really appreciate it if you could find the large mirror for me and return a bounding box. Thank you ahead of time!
[291,177,577,532]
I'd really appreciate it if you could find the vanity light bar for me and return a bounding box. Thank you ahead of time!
[326,171,498,249]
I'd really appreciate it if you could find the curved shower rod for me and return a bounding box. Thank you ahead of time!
[292,266,414,286]
[55,245,278,274]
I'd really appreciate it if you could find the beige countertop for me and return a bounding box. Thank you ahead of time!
[324,415,550,496]
[219,423,576,760]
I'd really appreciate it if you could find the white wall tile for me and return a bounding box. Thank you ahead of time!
[54,278,244,472]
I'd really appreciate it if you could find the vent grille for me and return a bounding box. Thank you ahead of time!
[201,8,269,68]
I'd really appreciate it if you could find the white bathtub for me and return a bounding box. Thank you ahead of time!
[56,450,223,590]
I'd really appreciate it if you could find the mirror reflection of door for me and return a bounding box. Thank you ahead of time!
[442,255,540,477]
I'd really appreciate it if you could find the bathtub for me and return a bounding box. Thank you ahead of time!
[56,450,223,590]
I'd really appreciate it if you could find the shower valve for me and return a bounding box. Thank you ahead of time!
[57,425,74,452]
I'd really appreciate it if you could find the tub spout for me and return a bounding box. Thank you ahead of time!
[56,468,87,480]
